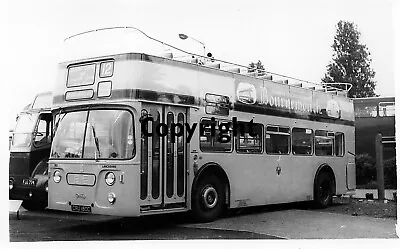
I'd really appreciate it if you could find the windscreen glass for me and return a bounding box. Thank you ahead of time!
[51,109,134,159]
[12,113,39,147]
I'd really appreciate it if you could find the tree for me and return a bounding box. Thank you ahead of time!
[322,21,377,98]
[248,60,266,76]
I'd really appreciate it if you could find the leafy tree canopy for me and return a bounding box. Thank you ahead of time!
[322,21,377,98]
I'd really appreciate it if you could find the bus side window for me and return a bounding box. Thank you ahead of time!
[34,114,52,147]
[292,128,313,155]
[335,132,345,156]
[199,119,232,152]
[266,126,290,154]
[315,130,334,156]
[236,122,263,153]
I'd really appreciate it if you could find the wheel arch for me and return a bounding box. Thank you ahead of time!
[31,157,49,177]
[191,162,231,208]
[313,164,336,196]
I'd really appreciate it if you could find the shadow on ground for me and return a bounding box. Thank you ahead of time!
[12,197,395,241]
[53,201,323,240]
[51,211,280,240]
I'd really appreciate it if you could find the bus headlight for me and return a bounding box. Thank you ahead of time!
[9,179,14,190]
[45,183,49,192]
[53,170,61,183]
[105,172,116,186]
[107,192,116,204]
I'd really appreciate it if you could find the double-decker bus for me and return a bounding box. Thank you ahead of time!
[48,27,355,222]
[9,91,53,210]
[353,97,395,161]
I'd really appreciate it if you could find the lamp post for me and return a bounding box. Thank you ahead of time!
[178,33,206,58]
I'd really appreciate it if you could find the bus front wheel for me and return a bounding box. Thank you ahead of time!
[313,171,334,208]
[192,175,225,222]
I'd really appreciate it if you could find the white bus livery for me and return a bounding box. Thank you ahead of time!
[48,27,355,222]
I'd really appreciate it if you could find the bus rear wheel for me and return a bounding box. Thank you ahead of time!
[192,175,225,223]
[313,171,334,208]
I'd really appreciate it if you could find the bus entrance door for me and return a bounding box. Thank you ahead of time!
[140,104,187,209]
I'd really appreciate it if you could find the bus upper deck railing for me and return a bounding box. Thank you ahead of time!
[64,26,352,97]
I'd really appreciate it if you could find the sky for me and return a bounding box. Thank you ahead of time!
[3,0,397,130]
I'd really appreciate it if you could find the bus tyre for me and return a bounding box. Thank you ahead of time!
[192,175,225,223]
[313,172,333,208]
[22,200,47,211]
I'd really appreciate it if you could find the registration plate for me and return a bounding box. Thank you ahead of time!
[22,178,36,186]
[71,204,92,213]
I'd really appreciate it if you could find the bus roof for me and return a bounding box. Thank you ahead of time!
[29,91,52,110]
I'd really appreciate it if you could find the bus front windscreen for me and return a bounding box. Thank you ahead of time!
[51,109,134,159]
[12,112,39,147]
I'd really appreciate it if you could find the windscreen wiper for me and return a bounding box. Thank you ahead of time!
[91,124,101,160]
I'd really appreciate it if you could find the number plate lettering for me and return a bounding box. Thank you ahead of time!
[22,178,36,186]
[71,205,91,213]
